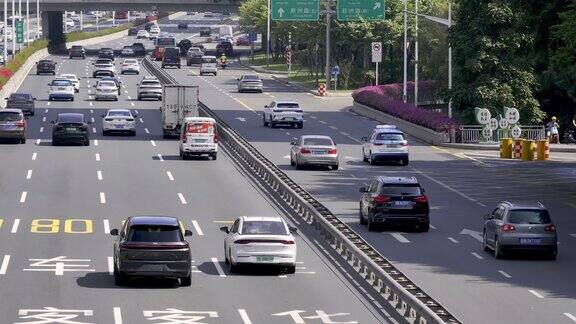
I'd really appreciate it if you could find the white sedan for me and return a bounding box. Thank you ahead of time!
[94,80,119,101]
[121,59,140,74]
[59,74,80,93]
[102,109,136,136]
[136,30,149,39]
[220,216,297,273]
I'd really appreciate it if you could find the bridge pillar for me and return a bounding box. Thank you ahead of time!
[42,11,66,54]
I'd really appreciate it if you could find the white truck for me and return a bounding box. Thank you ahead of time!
[161,85,199,138]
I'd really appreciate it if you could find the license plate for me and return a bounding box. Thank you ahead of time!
[388,144,398,148]
[284,117,295,121]
[0,124,12,130]
[256,256,274,262]
[195,139,207,143]
[58,87,66,90]
[392,201,413,208]
[312,150,325,155]
[142,264,164,271]
[520,238,541,245]
[65,127,77,132]
[116,125,124,129]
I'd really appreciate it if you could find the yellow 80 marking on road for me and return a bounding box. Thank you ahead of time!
[30,219,93,234]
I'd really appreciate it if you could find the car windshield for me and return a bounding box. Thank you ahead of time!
[57,115,83,123]
[508,210,552,224]
[51,80,71,86]
[242,75,260,81]
[127,225,182,242]
[124,59,138,64]
[9,93,31,100]
[61,75,77,80]
[123,46,132,50]
[240,221,288,235]
[202,57,217,63]
[276,103,300,109]
[141,81,160,87]
[0,112,22,121]
[98,81,116,87]
[376,133,404,141]
[109,111,131,117]
[303,138,333,146]
[186,122,214,134]
[379,184,422,196]
[96,59,111,64]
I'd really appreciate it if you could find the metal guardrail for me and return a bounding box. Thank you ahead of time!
[143,56,460,324]
[459,125,545,143]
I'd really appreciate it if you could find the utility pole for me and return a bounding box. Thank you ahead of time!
[324,0,332,88]
[36,0,39,39]
[414,0,418,107]
[26,0,29,44]
[403,0,407,103]
[4,0,7,61]
[266,0,270,67]
[80,11,83,31]
[448,1,453,118]
[12,0,15,55]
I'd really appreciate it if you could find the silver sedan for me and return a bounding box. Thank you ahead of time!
[290,135,339,170]
[237,74,263,93]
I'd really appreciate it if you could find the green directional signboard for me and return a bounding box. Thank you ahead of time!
[337,0,385,21]
[15,20,24,44]
[271,0,320,21]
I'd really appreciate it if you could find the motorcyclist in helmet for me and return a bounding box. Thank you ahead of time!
[546,116,560,143]
[219,53,228,67]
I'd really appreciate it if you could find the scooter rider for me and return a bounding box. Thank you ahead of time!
[219,53,227,68]
[546,116,560,143]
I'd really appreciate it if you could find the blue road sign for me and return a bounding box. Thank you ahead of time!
[249,32,257,42]
[331,65,340,75]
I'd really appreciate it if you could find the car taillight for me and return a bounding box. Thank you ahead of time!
[501,224,516,232]
[16,120,25,128]
[413,195,428,204]
[79,124,88,130]
[401,141,408,146]
[281,240,295,245]
[234,239,252,244]
[300,148,311,154]
[181,133,187,143]
[545,224,556,232]
[213,133,219,143]
[105,118,113,122]
[374,195,391,204]
[328,148,338,154]
[373,142,384,146]
[120,242,187,249]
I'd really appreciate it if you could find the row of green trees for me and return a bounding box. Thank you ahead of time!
[239,0,576,124]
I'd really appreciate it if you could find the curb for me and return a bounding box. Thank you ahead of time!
[439,142,576,153]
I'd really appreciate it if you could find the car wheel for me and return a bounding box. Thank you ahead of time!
[211,153,217,160]
[20,137,26,144]
[359,203,367,225]
[331,164,339,171]
[262,115,268,127]
[224,245,230,264]
[180,150,187,160]
[137,96,142,101]
[52,139,58,146]
[103,130,108,136]
[368,152,376,165]
[228,249,238,273]
[419,219,430,232]
[84,139,90,146]
[362,149,369,162]
[113,262,126,286]
[297,123,303,129]
[71,97,74,102]
[286,265,296,274]
[483,231,491,252]
[401,157,409,166]
[294,157,301,170]
[494,237,503,259]
[366,210,377,232]
[270,120,276,128]
[290,154,295,166]
[180,274,192,286]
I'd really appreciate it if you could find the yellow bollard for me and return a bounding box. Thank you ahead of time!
[500,138,513,159]
[536,140,550,160]
[521,140,535,161]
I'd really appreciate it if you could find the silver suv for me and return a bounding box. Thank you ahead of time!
[483,201,557,260]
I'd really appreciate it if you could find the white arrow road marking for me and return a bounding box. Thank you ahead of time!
[373,1,381,10]
[390,233,410,243]
[460,229,483,242]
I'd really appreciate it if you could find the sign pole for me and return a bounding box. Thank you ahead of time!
[375,61,379,85]
[325,0,332,91]
[403,0,407,102]
[266,0,271,67]
[414,0,419,107]
[3,0,7,61]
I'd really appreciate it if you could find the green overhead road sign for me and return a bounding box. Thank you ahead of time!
[337,0,385,21]
[16,20,24,44]
[271,0,320,21]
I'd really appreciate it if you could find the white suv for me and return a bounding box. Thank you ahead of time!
[102,109,136,136]
[361,125,410,165]
[262,101,303,128]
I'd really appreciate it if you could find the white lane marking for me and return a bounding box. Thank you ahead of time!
[498,270,512,278]
[39,127,43,133]
[20,191,27,203]
[134,110,139,114]
[32,152,37,160]
[127,96,132,100]
[144,128,150,134]
[97,170,103,180]
[36,139,41,145]
[0,255,10,274]
[89,102,93,106]
[328,125,338,130]
[42,116,46,122]
[150,140,156,147]
[430,224,437,229]
[46,102,51,106]
[191,220,204,236]
[390,233,410,243]
[94,139,99,146]
[528,290,544,299]
[448,237,459,243]
[413,169,486,207]
[570,234,576,239]
[471,252,484,260]
[44,108,48,113]
[139,117,144,123]
[107,257,114,275]
[130,102,135,107]
[95,153,101,161]
[103,219,110,234]
[166,171,174,181]
[211,257,226,277]
[124,90,128,94]
[238,309,252,324]
[26,170,33,179]
[100,192,106,204]
[177,193,187,205]
[92,127,96,133]
[91,117,95,123]
[113,307,123,324]
[319,120,327,124]
[11,219,20,233]
[340,131,350,136]
[565,313,576,322]
[90,109,94,113]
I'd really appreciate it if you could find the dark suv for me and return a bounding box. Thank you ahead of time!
[111,216,193,286]
[132,42,146,56]
[6,92,36,116]
[162,47,181,69]
[36,59,56,75]
[216,41,233,56]
[98,48,115,60]
[199,27,211,37]
[0,109,26,144]
[359,176,430,232]
[51,113,90,146]
[177,39,192,56]
[68,45,86,59]
[128,27,139,36]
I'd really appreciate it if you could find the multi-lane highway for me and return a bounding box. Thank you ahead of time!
[0,14,400,324]
[1,12,576,324]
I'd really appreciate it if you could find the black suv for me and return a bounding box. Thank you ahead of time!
[68,45,86,59]
[177,39,192,56]
[36,59,56,75]
[128,27,139,36]
[51,113,90,146]
[199,27,211,37]
[5,93,36,116]
[359,176,430,232]
[162,47,181,69]
[216,41,233,56]
[98,48,115,60]
[177,22,188,30]
[132,43,146,56]
[110,216,193,286]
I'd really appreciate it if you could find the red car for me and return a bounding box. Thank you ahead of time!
[236,35,250,46]
[146,15,156,22]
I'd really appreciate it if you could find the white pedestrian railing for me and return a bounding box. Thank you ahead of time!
[459,125,545,143]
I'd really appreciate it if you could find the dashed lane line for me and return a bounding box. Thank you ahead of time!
[177,193,187,205]
[528,290,544,299]
[42,117,46,122]
[32,152,37,160]
[565,313,576,322]
[166,171,174,181]
[100,192,106,204]
[44,109,48,113]
[211,257,226,277]
[39,127,43,133]
[95,153,101,161]
[107,257,114,275]
[11,219,20,233]
[113,307,123,324]
[139,117,144,123]
[46,102,51,106]
[26,170,32,180]
[90,109,94,113]
[93,127,96,133]
[191,220,204,236]
[157,154,164,162]
[238,309,252,324]
[150,140,157,147]
[447,237,459,243]
[413,169,487,207]
[103,219,110,234]
[91,117,95,123]
[471,252,484,260]
[144,128,150,134]
[0,255,10,275]
[20,191,27,203]
[390,233,410,243]
[97,170,103,180]
[498,270,512,278]
[94,139,99,146]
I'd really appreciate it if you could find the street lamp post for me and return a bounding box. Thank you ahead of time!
[324,0,332,88]
[4,0,7,62]
[26,0,29,44]
[266,0,270,67]
[80,11,83,31]
[403,0,407,103]
[12,0,15,55]
[36,0,39,39]
[414,0,418,107]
